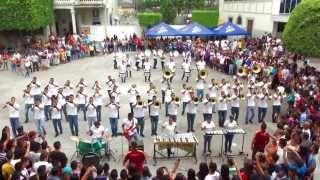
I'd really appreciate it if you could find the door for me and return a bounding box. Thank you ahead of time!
[247,19,254,33]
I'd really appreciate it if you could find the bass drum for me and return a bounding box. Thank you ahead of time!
[82,152,100,167]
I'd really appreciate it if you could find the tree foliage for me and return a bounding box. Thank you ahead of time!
[160,0,177,24]
[0,0,54,31]
[137,12,163,27]
[283,0,320,57]
[192,10,219,27]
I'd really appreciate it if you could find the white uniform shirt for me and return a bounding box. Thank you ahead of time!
[149,104,159,116]
[196,61,206,70]
[93,94,103,106]
[107,103,119,118]
[63,85,73,97]
[33,104,45,119]
[57,93,66,106]
[66,102,77,115]
[186,102,197,114]
[147,89,156,100]
[202,100,213,114]
[90,125,105,139]
[181,89,191,102]
[30,82,41,95]
[273,95,282,106]
[201,121,215,135]
[119,63,127,73]
[144,61,151,72]
[196,79,205,90]
[111,90,120,103]
[168,102,178,115]
[182,62,191,72]
[47,84,58,97]
[217,98,227,111]
[122,118,138,136]
[164,89,173,103]
[230,96,240,108]
[42,94,51,106]
[258,94,268,108]
[86,104,97,118]
[133,105,144,118]
[51,104,62,119]
[208,85,218,98]
[163,122,176,136]
[7,103,20,118]
[24,93,34,105]
[224,119,237,128]
[247,94,256,107]
[76,93,86,105]
[128,88,138,103]
[167,61,176,72]
[221,84,230,95]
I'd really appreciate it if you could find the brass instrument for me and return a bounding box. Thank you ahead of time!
[199,69,208,79]
[174,97,180,104]
[163,69,173,79]
[137,100,144,106]
[192,97,199,104]
[252,64,261,74]
[209,98,216,103]
[154,100,160,107]
[239,94,245,100]
[237,67,247,77]
[226,94,232,101]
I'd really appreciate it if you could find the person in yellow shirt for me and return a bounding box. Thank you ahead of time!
[2,151,14,179]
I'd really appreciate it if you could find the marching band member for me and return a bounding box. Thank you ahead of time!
[125,54,132,78]
[196,59,206,72]
[23,85,33,123]
[272,91,282,123]
[76,77,88,90]
[186,96,198,132]
[133,95,146,137]
[257,89,269,123]
[217,91,228,127]
[110,85,121,105]
[245,90,256,124]
[92,80,101,91]
[224,116,238,153]
[208,79,218,113]
[161,116,177,157]
[202,94,214,120]
[230,89,240,122]
[29,76,42,101]
[196,77,206,101]
[201,117,215,154]
[152,49,157,69]
[76,86,87,121]
[106,96,120,137]
[160,53,165,70]
[143,58,152,82]
[93,88,103,122]
[181,59,191,82]
[47,78,59,97]
[113,52,118,69]
[42,87,52,121]
[57,87,67,120]
[181,84,191,115]
[166,58,176,82]
[167,93,179,122]
[89,121,109,155]
[128,84,139,114]
[135,53,142,71]
[220,79,231,95]
[32,99,46,136]
[86,97,97,131]
[106,76,113,99]
[164,85,174,116]
[2,97,20,136]
[66,95,79,136]
[160,77,169,104]
[122,113,140,142]
[148,96,160,136]
[119,60,127,83]
[147,83,157,115]
[51,97,63,137]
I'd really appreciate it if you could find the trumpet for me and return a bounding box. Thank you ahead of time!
[209,98,216,103]
[174,97,180,104]
[226,94,232,101]
[192,97,199,104]
[154,100,160,107]
[239,94,245,100]
[252,64,262,74]
[237,67,247,77]
[137,100,144,106]
[163,69,173,79]
[198,69,208,79]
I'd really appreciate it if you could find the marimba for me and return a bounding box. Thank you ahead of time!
[205,129,225,157]
[223,128,247,156]
[153,133,198,164]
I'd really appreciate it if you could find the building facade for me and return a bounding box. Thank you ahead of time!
[219,0,301,37]
[52,0,118,39]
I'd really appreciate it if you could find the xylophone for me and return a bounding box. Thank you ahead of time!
[223,128,247,157]
[153,133,198,164]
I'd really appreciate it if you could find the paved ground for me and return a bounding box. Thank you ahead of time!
[0,54,318,175]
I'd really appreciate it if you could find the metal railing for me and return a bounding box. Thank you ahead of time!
[54,0,105,6]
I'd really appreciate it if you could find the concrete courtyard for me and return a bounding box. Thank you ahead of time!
[0,53,318,175]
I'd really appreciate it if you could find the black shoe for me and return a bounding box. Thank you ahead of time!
[24,120,28,123]
[245,121,248,124]
[55,133,59,137]
[141,134,145,137]
[191,129,195,132]
[249,120,253,124]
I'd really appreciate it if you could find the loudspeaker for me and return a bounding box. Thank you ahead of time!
[82,152,100,167]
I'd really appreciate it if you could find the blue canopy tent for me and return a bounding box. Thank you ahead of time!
[211,22,250,36]
[178,22,214,36]
[145,22,179,37]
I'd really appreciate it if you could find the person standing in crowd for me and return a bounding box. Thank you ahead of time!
[181,84,191,116]
[123,141,146,174]
[143,58,152,82]
[186,96,198,132]
[202,94,214,121]
[217,92,228,127]
[162,116,177,157]
[167,93,179,122]
[76,86,87,121]
[251,122,270,159]
[106,96,120,137]
[48,141,68,168]
[257,89,269,122]
[230,90,240,122]
[148,96,160,136]
[93,88,103,122]
[29,77,42,101]
[201,118,215,155]
[51,97,63,137]
[2,97,20,136]
[86,97,97,131]
[32,99,46,136]
[133,95,146,137]
[271,91,282,123]
[128,84,139,114]
[224,116,237,154]
[23,85,33,123]
[245,90,256,124]
[42,87,52,122]
[66,95,79,136]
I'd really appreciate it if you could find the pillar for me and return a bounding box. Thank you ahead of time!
[71,8,77,34]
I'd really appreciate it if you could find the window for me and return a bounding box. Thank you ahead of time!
[228,17,233,23]
[237,16,242,25]
[92,9,101,25]
[279,0,301,14]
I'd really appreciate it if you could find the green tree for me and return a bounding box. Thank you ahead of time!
[283,0,320,57]
[0,0,54,31]
[138,12,163,27]
[160,0,177,24]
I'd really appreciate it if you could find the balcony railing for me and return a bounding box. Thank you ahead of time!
[54,0,105,7]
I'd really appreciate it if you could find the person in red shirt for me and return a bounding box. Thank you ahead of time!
[123,141,146,174]
[251,122,270,159]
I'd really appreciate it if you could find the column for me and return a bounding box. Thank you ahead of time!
[71,8,77,34]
